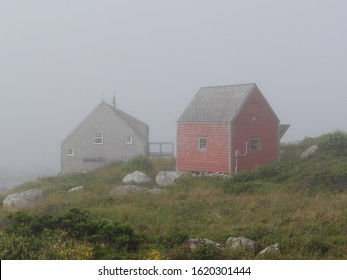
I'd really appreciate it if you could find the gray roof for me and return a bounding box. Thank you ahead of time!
[279,124,290,140]
[62,101,148,144]
[177,83,257,123]
[108,103,149,141]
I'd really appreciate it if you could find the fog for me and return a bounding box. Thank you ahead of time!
[1,0,346,185]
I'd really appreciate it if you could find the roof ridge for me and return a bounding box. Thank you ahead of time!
[105,102,148,127]
[105,103,149,142]
[177,83,255,124]
[199,83,256,89]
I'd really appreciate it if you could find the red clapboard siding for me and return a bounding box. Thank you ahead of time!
[177,124,230,173]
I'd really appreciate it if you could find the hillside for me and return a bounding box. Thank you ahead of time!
[0,132,346,260]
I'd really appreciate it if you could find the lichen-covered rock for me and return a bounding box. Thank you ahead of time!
[258,243,280,256]
[111,185,164,196]
[187,238,220,250]
[147,188,164,195]
[3,189,43,209]
[111,185,148,196]
[226,236,256,251]
[122,171,151,184]
[156,171,184,187]
[301,145,318,159]
[68,185,84,192]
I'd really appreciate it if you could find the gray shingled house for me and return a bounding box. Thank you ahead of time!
[61,101,149,174]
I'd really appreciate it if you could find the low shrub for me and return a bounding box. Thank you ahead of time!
[120,155,152,173]
[1,208,140,259]
[158,230,188,249]
[319,131,347,157]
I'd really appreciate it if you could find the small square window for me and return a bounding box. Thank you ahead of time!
[250,138,261,151]
[67,148,75,157]
[199,137,207,150]
[126,136,133,144]
[94,132,103,144]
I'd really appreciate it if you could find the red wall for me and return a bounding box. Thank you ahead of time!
[177,124,230,173]
[231,89,279,173]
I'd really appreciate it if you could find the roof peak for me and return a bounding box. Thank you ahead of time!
[62,101,148,145]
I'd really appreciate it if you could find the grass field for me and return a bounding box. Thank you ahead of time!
[0,132,346,259]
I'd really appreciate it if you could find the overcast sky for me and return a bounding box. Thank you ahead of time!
[1,0,346,174]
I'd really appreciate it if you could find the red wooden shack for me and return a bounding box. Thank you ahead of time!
[177,83,289,174]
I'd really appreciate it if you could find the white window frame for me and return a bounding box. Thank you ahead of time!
[250,138,261,151]
[125,136,133,145]
[198,137,207,150]
[94,132,104,145]
[67,148,75,157]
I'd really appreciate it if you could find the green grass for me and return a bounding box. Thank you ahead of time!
[1,132,347,259]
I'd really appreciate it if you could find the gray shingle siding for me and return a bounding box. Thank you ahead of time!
[61,102,149,174]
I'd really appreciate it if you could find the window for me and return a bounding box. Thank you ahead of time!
[199,137,207,150]
[250,138,261,151]
[67,148,74,157]
[94,132,103,144]
[125,136,133,144]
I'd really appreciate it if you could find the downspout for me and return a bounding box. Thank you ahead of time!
[60,143,63,174]
[234,141,248,175]
[277,123,281,162]
[228,124,232,174]
[176,124,179,171]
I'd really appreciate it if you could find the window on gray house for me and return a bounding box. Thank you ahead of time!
[199,137,207,150]
[67,148,75,156]
[250,138,261,151]
[125,136,133,144]
[94,132,103,144]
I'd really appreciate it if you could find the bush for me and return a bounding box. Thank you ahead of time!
[91,222,140,251]
[56,208,90,238]
[223,181,263,194]
[0,229,94,260]
[2,208,140,259]
[159,230,188,249]
[319,131,347,157]
[121,155,152,173]
[5,211,55,237]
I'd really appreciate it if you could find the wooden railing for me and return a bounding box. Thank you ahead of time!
[149,142,174,157]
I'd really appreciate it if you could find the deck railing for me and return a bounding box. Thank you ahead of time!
[149,142,174,157]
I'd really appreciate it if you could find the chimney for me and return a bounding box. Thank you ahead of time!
[112,91,116,107]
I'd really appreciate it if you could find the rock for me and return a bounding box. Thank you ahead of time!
[3,189,43,209]
[68,185,84,192]
[187,238,219,250]
[147,188,164,195]
[122,171,151,184]
[111,185,148,196]
[192,172,228,178]
[111,185,165,196]
[156,171,184,187]
[226,236,256,251]
[301,145,318,159]
[258,243,280,256]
